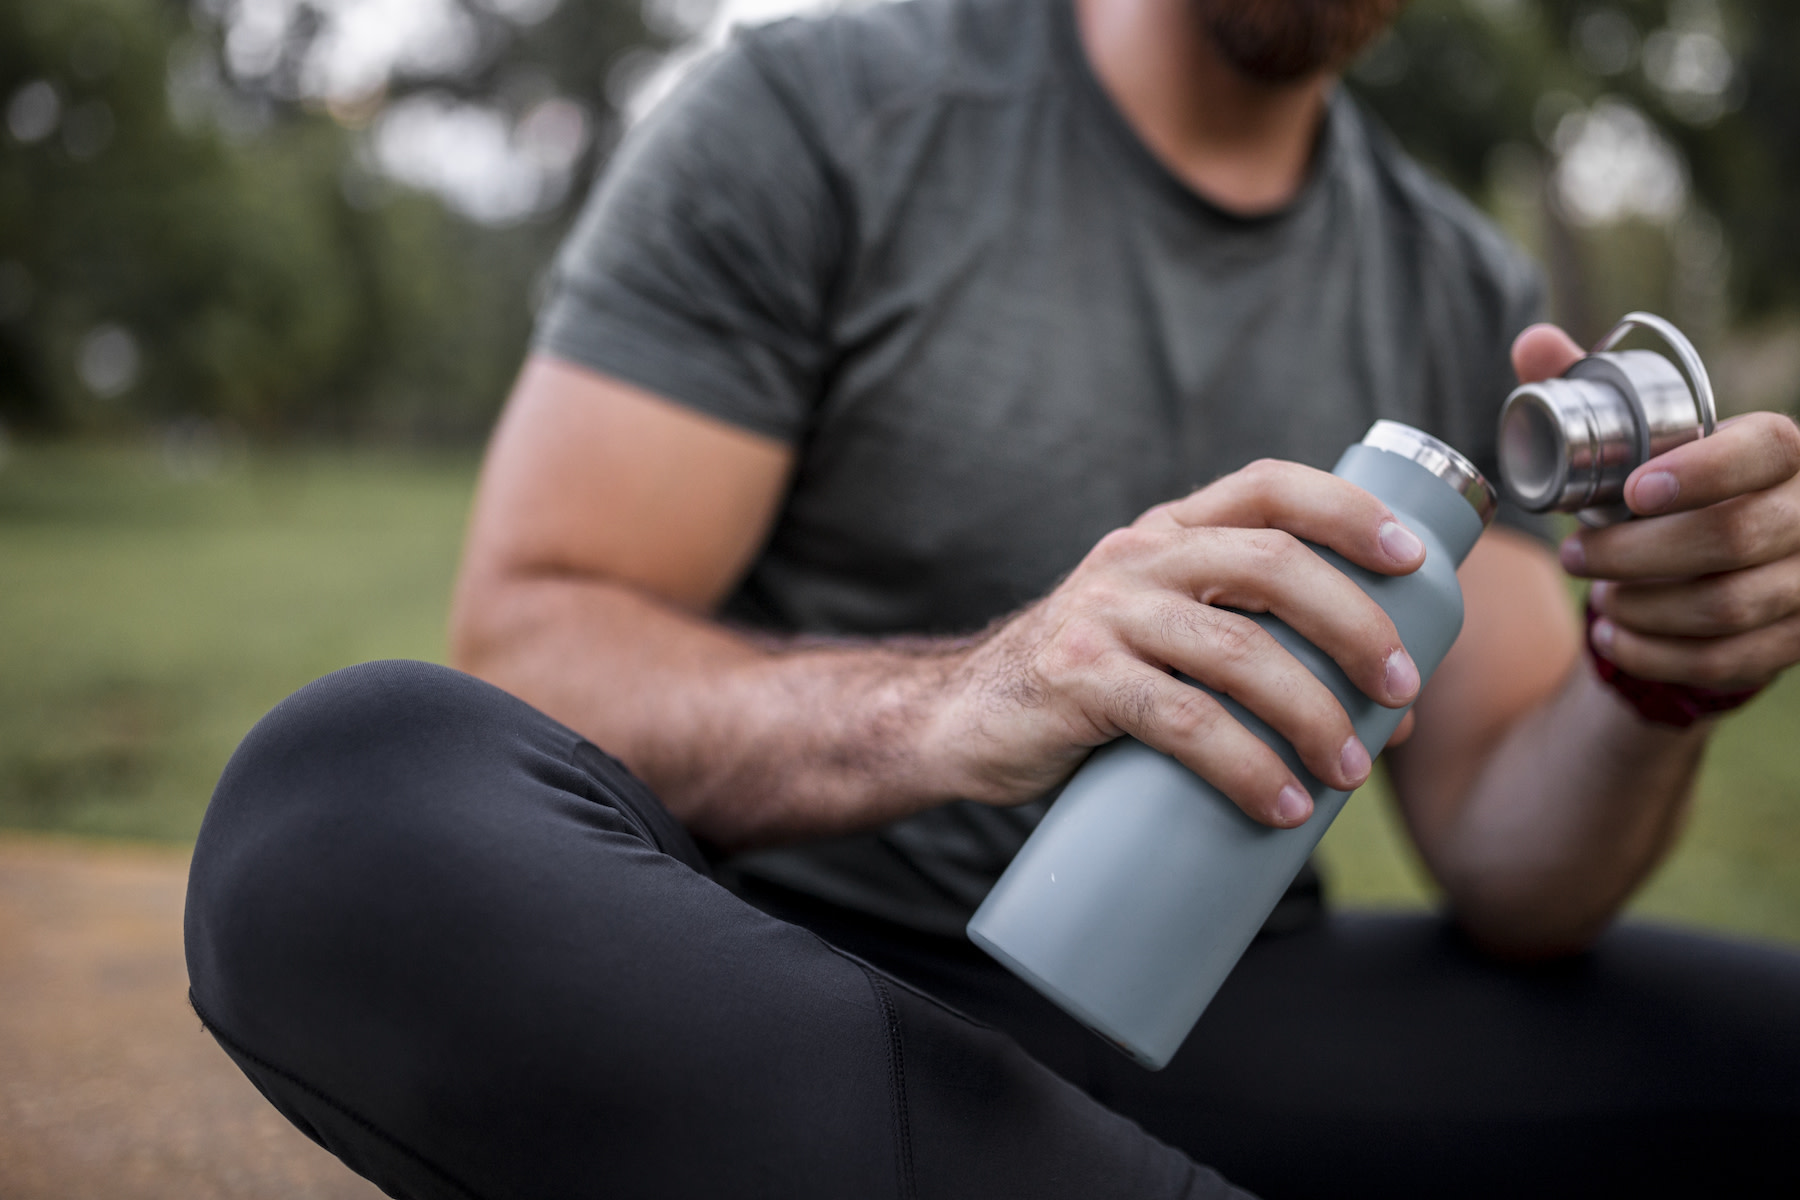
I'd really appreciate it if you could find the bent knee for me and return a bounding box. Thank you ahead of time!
[184,661,569,1003]
[200,660,554,833]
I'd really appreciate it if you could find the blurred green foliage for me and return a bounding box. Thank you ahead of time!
[1351,0,1800,360]
[0,0,1793,435]
[0,0,649,439]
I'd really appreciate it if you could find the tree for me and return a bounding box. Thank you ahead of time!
[1351,0,1798,361]
[0,0,653,438]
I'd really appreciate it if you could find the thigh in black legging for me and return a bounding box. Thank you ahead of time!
[803,900,1800,1200]
[1138,914,1800,1199]
[184,661,1242,1200]
[748,883,1800,1199]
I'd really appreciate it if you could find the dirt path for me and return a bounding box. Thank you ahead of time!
[0,835,384,1199]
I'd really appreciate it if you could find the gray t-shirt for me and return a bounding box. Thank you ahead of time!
[536,0,1546,935]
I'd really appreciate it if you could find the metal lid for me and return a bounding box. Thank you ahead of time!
[1361,420,1498,527]
[1593,311,1717,436]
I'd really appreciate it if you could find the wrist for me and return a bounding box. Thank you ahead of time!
[680,643,975,846]
[1584,601,1765,729]
[870,645,986,806]
[915,643,1023,804]
[918,624,1090,806]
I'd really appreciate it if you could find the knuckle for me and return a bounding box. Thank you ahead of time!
[1780,614,1800,663]
[1770,412,1800,469]
[1688,643,1738,687]
[1153,597,1204,649]
[1238,749,1291,802]
[1358,600,1403,651]
[1102,673,1159,732]
[1336,606,1399,680]
[1702,578,1759,632]
[1089,525,1153,568]
[1294,684,1351,749]
[1775,491,1800,543]
[1205,610,1264,666]
[1159,686,1220,744]
[1132,500,1177,529]
[1717,502,1770,562]
[1317,691,1357,744]
[1072,577,1130,619]
[1039,618,1113,683]
[1240,527,1299,571]
[1239,457,1286,490]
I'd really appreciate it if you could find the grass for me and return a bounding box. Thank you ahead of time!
[2,439,1796,943]
[0,440,472,841]
[1318,648,1800,947]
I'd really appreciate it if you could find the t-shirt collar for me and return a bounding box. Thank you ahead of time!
[1049,0,1347,229]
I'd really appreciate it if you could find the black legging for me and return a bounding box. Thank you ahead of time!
[184,661,1800,1199]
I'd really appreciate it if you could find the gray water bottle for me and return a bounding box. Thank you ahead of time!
[966,420,1497,1069]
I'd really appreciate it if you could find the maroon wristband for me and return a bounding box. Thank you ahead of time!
[1585,601,1766,728]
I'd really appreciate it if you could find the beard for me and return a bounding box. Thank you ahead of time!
[1194,0,1405,83]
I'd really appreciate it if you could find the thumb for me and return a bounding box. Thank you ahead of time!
[1511,323,1585,384]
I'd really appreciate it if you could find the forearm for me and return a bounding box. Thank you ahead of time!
[451,571,977,850]
[1412,666,1708,956]
[1438,407,1800,953]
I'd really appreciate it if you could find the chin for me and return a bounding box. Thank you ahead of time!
[1195,0,1405,83]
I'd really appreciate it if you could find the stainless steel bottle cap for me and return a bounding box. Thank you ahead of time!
[1361,420,1498,527]
[1497,312,1716,522]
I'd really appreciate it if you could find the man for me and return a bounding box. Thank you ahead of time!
[185,0,1800,1196]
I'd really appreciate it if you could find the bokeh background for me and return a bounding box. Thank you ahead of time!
[1,0,1797,1193]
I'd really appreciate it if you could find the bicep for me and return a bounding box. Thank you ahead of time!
[458,354,795,614]
[1387,526,1581,840]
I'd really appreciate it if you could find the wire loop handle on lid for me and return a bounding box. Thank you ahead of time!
[1592,311,1716,439]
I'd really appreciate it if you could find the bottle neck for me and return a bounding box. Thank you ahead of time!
[1332,443,1487,567]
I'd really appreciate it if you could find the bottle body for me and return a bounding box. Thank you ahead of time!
[967,435,1487,1069]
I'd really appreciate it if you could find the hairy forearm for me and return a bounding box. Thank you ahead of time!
[450,572,980,849]
[1413,667,1709,956]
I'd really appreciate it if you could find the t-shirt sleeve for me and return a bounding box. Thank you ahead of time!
[533,36,844,444]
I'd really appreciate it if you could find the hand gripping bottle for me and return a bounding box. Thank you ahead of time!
[967,420,1498,1069]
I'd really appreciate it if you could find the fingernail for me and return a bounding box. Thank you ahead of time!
[1384,649,1419,701]
[1378,520,1424,565]
[1560,535,1586,574]
[1590,617,1616,656]
[1633,470,1679,513]
[1276,784,1312,825]
[1589,580,1613,610]
[1339,735,1371,786]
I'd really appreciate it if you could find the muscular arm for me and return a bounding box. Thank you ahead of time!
[453,356,1431,851]
[461,343,1796,956]
[1389,326,1800,957]
[463,359,1633,935]
[450,356,976,848]
[1387,529,1707,957]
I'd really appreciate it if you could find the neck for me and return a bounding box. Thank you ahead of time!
[1075,0,1333,214]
